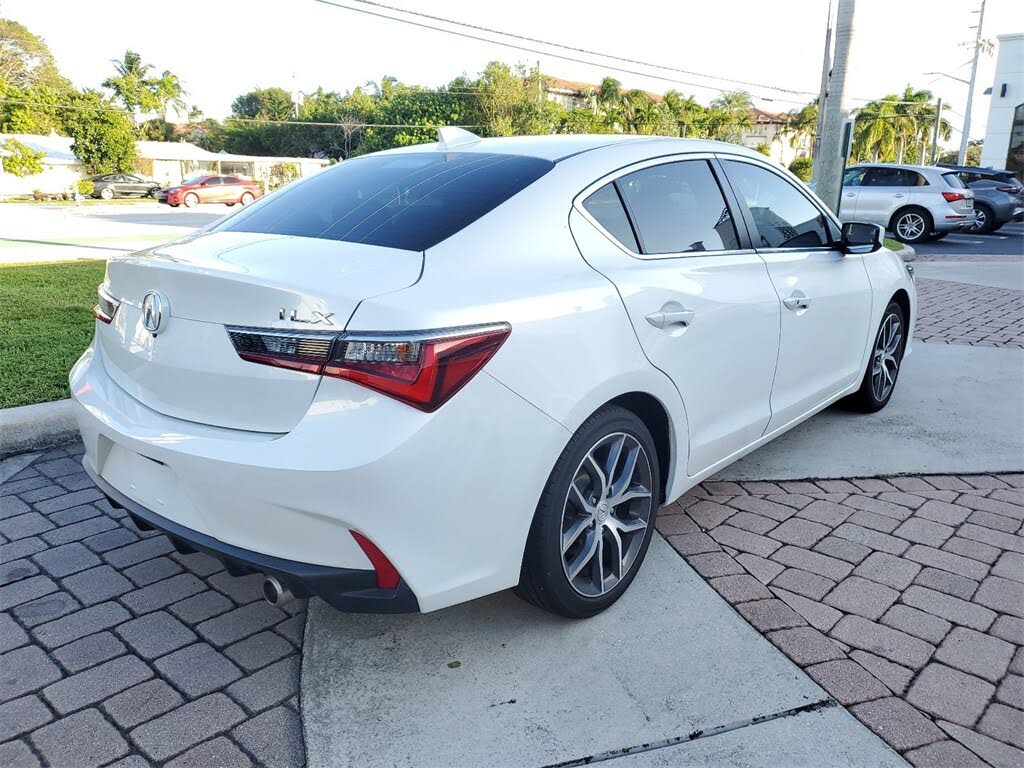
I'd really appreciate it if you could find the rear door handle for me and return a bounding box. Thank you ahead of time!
[646,303,695,330]
[894,194,905,198]
[783,295,812,311]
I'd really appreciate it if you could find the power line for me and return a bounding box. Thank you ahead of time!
[311,0,812,106]
[346,0,820,99]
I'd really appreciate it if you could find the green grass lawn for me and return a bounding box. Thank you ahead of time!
[883,237,904,251]
[0,260,105,409]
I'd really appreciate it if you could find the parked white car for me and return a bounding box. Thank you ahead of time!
[839,163,976,244]
[71,131,915,618]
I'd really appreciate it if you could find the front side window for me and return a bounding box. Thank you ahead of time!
[722,160,830,249]
[615,160,739,254]
[843,168,867,187]
[204,177,222,186]
[216,152,554,251]
[582,183,639,251]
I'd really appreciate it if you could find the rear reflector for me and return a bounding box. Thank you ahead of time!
[942,191,966,203]
[93,284,120,324]
[350,531,401,590]
[227,323,510,412]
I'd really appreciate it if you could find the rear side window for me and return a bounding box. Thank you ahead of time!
[215,152,554,251]
[615,160,739,254]
[910,172,929,186]
[864,167,910,186]
[582,183,638,251]
[942,172,966,189]
[722,160,830,249]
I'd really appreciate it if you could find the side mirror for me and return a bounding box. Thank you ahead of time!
[841,221,884,254]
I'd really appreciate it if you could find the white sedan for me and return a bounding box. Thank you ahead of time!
[71,130,915,618]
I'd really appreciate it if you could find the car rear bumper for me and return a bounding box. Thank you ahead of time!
[70,335,569,612]
[88,465,420,613]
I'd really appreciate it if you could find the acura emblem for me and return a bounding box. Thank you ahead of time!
[142,291,169,334]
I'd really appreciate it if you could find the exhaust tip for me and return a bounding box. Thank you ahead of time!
[262,575,294,606]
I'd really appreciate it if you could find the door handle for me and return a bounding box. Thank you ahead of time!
[646,303,695,330]
[783,295,812,311]
[844,192,856,197]
[894,194,905,198]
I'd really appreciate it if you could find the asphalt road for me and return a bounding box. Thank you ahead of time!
[912,219,1024,259]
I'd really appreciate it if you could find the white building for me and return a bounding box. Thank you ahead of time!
[0,134,329,198]
[980,32,1023,177]
[737,109,810,169]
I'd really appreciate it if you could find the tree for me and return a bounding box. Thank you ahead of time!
[0,19,69,90]
[151,70,188,120]
[782,100,817,150]
[937,140,982,166]
[789,157,813,182]
[63,91,137,173]
[103,50,159,117]
[230,87,294,121]
[755,142,771,156]
[1,137,45,176]
[708,90,753,142]
[661,91,705,137]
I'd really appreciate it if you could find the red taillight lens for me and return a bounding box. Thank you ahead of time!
[226,323,509,412]
[942,191,966,203]
[93,285,119,324]
[350,531,400,590]
[996,185,1020,194]
[323,325,510,412]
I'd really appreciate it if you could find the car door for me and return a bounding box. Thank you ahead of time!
[855,166,911,226]
[221,176,243,202]
[123,175,148,196]
[198,176,222,202]
[569,156,781,475]
[839,167,867,221]
[719,157,873,432]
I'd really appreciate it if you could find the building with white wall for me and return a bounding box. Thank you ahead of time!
[980,32,1023,177]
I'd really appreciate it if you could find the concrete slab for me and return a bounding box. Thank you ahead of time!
[302,536,898,768]
[612,704,907,767]
[912,261,1024,290]
[716,343,1024,481]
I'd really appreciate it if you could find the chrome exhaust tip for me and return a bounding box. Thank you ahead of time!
[262,575,294,606]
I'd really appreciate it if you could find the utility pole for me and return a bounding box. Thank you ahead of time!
[815,0,856,214]
[958,0,986,165]
[810,0,835,186]
[930,97,943,165]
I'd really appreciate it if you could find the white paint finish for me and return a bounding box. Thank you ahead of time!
[72,135,917,613]
[302,535,832,768]
[760,249,873,431]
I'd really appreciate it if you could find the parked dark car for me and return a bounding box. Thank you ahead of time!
[157,175,262,208]
[937,164,1024,233]
[89,174,161,200]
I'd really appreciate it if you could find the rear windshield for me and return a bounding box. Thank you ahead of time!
[942,172,966,189]
[213,152,554,251]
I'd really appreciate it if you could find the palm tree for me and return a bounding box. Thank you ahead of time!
[852,98,899,162]
[152,71,188,121]
[662,90,705,137]
[103,50,157,118]
[709,90,753,143]
[781,99,818,151]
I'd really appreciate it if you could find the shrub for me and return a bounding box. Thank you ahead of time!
[76,179,94,196]
[789,157,813,182]
[754,142,771,157]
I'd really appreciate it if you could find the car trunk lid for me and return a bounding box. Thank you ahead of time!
[97,231,423,432]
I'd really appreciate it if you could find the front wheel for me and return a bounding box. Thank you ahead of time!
[183,192,199,208]
[841,301,907,413]
[99,187,114,200]
[892,209,932,244]
[240,192,255,205]
[516,405,660,618]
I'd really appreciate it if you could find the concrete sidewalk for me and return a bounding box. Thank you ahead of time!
[717,344,1024,481]
[301,536,907,768]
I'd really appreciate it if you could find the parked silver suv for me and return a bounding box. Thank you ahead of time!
[839,163,975,244]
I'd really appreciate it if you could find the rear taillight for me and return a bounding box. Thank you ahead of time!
[942,191,966,203]
[996,185,1021,194]
[93,285,119,324]
[226,323,510,412]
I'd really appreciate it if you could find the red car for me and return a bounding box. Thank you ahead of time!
[157,174,261,208]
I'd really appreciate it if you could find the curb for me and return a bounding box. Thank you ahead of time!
[891,244,916,262]
[0,399,79,458]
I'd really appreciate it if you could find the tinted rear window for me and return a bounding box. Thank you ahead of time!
[214,152,553,251]
[942,173,966,189]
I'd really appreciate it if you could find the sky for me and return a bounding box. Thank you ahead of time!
[4,0,1023,146]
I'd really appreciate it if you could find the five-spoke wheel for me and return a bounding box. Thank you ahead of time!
[843,300,907,413]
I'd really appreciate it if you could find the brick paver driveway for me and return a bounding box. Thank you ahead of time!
[1,444,306,768]
[660,475,1024,768]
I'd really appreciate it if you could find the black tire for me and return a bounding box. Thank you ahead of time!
[516,405,661,619]
[924,231,948,242]
[890,208,933,244]
[972,203,996,235]
[841,300,907,413]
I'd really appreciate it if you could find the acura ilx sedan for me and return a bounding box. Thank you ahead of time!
[72,130,915,619]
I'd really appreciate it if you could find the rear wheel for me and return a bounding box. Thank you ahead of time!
[971,203,995,234]
[841,300,906,413]
[183,192,199,208]
[516,405,660,618]
[891,208,932,244]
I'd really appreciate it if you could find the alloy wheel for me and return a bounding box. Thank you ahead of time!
[871,313,902,402]
[971,207,987,232]
[560,432,653,597]
[895,213,926,241]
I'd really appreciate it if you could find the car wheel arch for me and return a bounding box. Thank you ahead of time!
[888,205,933,234]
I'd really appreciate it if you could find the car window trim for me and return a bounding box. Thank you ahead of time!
[714,153,841,252]
[571,152,755,261]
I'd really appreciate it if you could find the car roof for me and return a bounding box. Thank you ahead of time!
[849,162,945,173]
[374,133,770,163]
